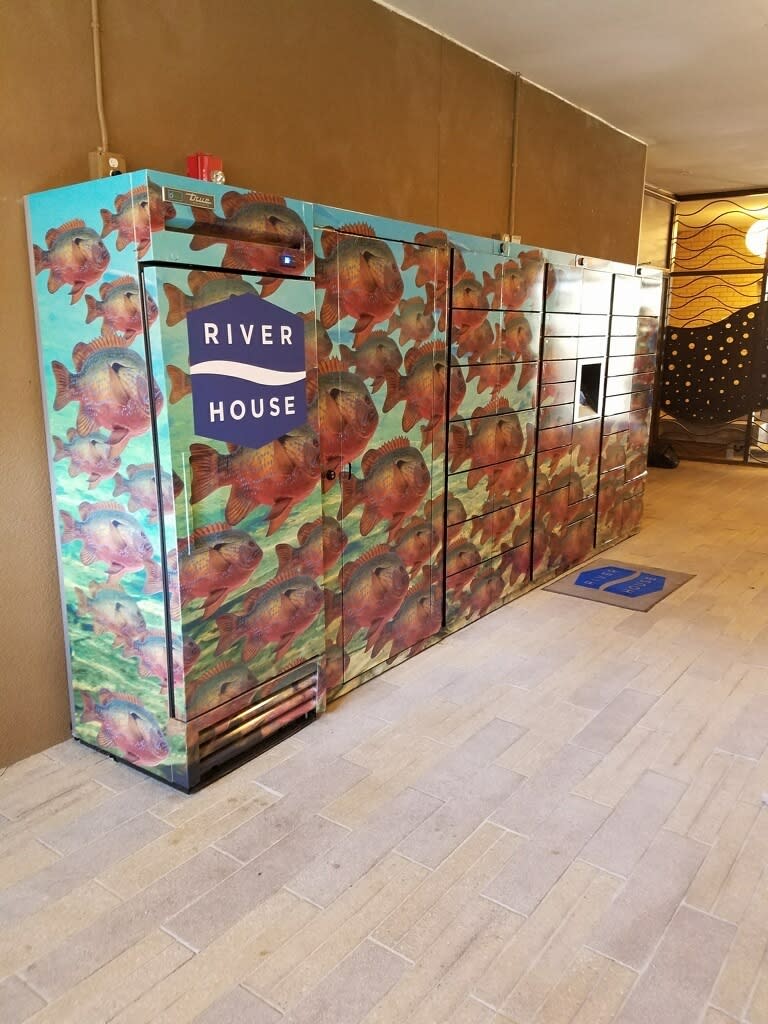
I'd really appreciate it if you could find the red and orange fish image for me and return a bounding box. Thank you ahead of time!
[445,535,481,592]
[516,361,540,393]
[422,363,467,453]
[166,365,192,404]
[53,429,121,487]
[466,351,515,396]
[602,434,627,472]
[536,447,573,495]
[143,549,181,621]
[189,423,320,532]
[457,564,505,621]
[186,660,259,717]
[482,261,523,308]
[394,518,439,573]
[401,230,462,331]
[129,633,185,692]
[372,586,442,661]
[339,334,403,394]
[100,182,175,259]
[482,251,545,309]
[448,403,530,485]
[454,318,495,362]
[51,329,161,449]
[559,519,594,568]
[275,515,347,579]
[339,437,431,538]
[183,637,202,674]
[485,455,533,507]
[216,571,324,661]
[323,643,350,694]
[163,270,257,327]
[496,312,537,361]
[190,191,313,291]
[500,543,531,588]
[316,223,403,343]
[388,296,435,345]
[84,276,157,339]
[113,464,175,522]
[330,545,410,651]
[178,522,263,618]
[75,581,147,651]
[60,500,153,580]
[307,358,379,489]
[33,220,110,303]
[80,688,169,766]
[449,277,489,338]
[301,313,334,362]
[537,486,570,533]
[383,341,448,432]
[470,503,513,546]
[425,492,466,535]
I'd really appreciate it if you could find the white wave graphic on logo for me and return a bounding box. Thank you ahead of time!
[190,361,306,386]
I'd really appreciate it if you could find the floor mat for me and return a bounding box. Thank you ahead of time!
[543,559,694,611]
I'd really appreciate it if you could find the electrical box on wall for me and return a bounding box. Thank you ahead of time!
[88,150,126,178]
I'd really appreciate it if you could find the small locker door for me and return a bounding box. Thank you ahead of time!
[142,265,324,722]
[314,223,448,699]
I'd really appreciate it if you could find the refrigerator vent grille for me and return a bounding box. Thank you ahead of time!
[197,667,317,778]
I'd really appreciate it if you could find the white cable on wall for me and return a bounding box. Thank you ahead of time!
[91,0,109,153]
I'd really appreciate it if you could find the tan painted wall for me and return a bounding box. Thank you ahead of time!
[639,192,674,269]
[514,80,646,263]
[0,0,645,766]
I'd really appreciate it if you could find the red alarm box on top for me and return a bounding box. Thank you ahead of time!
[186,152,224,183]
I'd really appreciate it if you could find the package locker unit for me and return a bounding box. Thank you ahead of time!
[532,263,612,583]
[444,246,542,631]
[27,171,661,789]
[597,272,663,546]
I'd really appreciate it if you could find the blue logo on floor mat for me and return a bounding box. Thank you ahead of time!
[604,572,665,597]
[575,566,666,598]
[575,566,635,589]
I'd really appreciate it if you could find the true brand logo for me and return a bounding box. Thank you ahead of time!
[186,292,307,449]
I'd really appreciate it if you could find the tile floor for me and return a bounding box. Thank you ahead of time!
[3,460,768,1023]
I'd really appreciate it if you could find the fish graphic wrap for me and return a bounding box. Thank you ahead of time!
[33,219,110,303]
[51,328,161,451]
[79,689,169,766]
[85,276,157,339]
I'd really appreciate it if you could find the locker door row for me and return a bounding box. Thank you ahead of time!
[533,264,612,582]
[444,247,546,630]
[313,223,449,700]
[597,273,663,547]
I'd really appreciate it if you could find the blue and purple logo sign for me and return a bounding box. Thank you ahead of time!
[186,292,307,449]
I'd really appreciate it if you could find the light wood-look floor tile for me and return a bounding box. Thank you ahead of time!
[2,461,767,1023]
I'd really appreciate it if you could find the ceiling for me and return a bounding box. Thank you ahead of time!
[378,0,768,195]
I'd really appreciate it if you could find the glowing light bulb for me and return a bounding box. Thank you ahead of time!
[745,220,768,258]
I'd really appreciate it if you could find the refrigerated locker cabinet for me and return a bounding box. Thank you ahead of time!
[27,171,661,788]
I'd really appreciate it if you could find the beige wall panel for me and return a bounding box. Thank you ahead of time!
[0,0,99,765]
[639,192,673,268]
[436,38,515,237]
[99,0,444,225]
[513,79,646,263]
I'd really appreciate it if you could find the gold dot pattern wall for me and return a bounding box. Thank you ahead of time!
[661,195,768,425]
